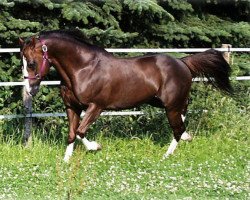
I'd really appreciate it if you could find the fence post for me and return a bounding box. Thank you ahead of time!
[222,44,232,64]
[23,87,32,146]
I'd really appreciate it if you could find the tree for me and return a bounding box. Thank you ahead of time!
[0,0,249,48]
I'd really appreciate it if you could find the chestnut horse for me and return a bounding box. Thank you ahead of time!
[19,30,232,162]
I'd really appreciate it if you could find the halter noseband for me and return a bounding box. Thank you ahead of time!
[24,39,50,80]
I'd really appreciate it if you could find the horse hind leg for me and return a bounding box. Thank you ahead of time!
[163,109,187,158]
[180,99,193,141]
[181,99,188,122]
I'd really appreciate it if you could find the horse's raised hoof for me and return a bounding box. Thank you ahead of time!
[86,141,102,151]
[181,132,193,141]
[96,143,102,150]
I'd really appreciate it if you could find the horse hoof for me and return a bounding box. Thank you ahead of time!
[162,153,170,160]
[96,143,102,150]
[181,132,193,141]
[63,156,70,163]
[86,141,102,151]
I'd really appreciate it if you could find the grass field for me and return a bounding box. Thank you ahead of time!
[0,120,249,199]
[0,86,249,200]
[0,131,249,200]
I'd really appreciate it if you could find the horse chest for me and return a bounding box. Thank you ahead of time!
[60,85,88,109]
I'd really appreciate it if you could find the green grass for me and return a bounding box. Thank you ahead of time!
[0,126,249,199]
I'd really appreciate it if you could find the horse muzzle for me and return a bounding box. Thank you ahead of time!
[25,84,40,96]
[29,85,40,96]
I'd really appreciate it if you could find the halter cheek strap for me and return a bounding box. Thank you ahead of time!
[40,40,49,78]
[24,39,50,80]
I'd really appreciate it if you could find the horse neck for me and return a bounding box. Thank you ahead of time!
[46,38,100,87]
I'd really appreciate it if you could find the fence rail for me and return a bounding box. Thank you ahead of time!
[1,47,250,53]
[0,111,145,120]
[1,76,250,87]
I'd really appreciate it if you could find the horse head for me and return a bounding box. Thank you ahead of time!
[19,36,51,96]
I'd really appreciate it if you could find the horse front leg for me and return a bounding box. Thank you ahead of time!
[63,106,102,162]
[76,135,102,151]
[63,107,81,162]
[77,103,102,151]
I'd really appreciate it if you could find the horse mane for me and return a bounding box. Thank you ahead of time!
[39,29,94,48]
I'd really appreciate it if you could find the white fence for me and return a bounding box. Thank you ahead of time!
[1,47,250,53]
[0,47,249,120]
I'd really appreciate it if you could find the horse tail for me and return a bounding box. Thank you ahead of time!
[181,49,233,94]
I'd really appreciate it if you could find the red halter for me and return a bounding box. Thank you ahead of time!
[24,39,49,80]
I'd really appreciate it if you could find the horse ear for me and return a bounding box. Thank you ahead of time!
[19,37,24,46]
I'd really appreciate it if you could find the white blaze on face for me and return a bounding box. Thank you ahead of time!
[22,56,31,94]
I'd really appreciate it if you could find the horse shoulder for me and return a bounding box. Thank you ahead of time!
[60,85,85,109]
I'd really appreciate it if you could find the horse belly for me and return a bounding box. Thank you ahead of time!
[106,78,159,110]
[106,94,154,110]
[105,61,161,109]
